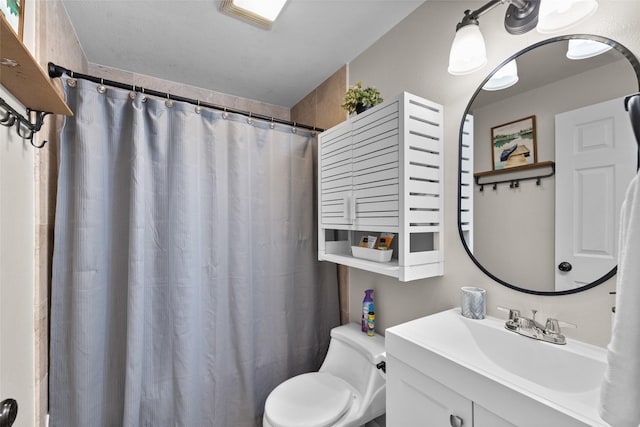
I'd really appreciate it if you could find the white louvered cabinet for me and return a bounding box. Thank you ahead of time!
[318,92,444,282]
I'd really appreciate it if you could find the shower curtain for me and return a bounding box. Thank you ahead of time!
[49,75,339,427]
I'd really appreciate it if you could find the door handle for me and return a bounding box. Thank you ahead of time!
[558,261,572,272]
[0,398,18,427]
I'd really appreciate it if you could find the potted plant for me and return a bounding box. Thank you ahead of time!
[341,82,383,115]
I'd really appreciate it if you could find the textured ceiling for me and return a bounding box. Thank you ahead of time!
[62,0,426,107]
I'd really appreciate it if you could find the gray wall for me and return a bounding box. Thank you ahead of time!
[347,0,640,347]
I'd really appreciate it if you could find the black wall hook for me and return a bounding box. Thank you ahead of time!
[0,98,50,148]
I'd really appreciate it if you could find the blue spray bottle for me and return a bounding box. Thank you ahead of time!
[362,289,374,332]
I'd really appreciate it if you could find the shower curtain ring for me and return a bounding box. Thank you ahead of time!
[195,100,202,114]
[222,107,228,119]
[97,78,106,94]
[130,85,136,100]
[165,93,173,108]
[269,117,275,129]
[141,87,147,103]
[292,122,297,134]
[247,112,253,124]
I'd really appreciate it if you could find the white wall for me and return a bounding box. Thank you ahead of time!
[347,0,639,347]
[0,2,37,425]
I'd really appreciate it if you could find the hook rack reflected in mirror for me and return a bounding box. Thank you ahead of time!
[475,160,555,190]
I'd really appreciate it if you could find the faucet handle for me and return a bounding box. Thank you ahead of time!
[497,306,520,321]
[544,318,577,335]
[497,306,521,330]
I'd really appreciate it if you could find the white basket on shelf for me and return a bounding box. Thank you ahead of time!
[351,246,394,263]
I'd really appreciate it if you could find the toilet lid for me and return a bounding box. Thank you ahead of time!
[264,372,354,427]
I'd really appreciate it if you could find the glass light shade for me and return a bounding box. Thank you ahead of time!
[448,24,487,75]
[537,0,598,34]
[482,60,519,91]
[566,39,612,60]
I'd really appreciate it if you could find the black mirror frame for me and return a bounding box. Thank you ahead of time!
[457,34,640,296]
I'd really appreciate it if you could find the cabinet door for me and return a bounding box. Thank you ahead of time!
[319,121,353,226]
[474,403,516,427]
[387,355,472,427]
[351,101,400,229]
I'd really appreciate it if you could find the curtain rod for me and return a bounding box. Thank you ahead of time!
[47,62,325,133]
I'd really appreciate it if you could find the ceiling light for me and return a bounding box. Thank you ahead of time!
[448,0,599,76]
[483,59,519,91]
[537,0,598,33]
[220,0,288,29]
[566,39,612,60]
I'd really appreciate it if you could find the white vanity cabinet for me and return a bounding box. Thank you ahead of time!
[387,355,514,427]
[318,92,444,281]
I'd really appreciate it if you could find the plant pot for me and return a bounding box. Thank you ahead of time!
[355,103,371,115]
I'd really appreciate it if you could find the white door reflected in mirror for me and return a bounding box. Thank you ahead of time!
[554,98,636,292]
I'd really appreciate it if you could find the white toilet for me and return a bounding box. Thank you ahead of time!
[263,323,386,427]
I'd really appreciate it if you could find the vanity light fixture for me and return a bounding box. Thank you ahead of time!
[566,39,612,60]
[220,0,288,29]
[482,59,519,90]
[448,0,599,75]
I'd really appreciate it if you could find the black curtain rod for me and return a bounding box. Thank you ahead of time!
[47,62,325,133]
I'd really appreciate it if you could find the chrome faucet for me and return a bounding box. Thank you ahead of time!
[497,307,576,345]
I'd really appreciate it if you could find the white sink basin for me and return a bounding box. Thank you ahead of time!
[386,308,609,426]
[464,313,605,394]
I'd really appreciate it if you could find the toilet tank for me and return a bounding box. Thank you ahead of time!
[320,323,386,397]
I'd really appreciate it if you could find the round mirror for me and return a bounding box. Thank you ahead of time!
[458,35,640,295]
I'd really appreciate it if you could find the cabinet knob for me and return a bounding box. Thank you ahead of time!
[449,414,464,427]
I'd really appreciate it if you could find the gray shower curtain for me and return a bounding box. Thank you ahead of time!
[49,75,339,427]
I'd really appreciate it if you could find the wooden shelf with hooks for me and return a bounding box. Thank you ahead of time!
[474,161,555,187]
[0,13,72,115]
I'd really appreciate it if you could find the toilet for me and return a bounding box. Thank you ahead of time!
[263,323,386,427]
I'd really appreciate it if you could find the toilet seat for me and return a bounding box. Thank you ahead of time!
[264,372,355,427]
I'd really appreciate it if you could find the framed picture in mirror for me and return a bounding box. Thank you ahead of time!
[0,0,23,40]
[491,115,537,170]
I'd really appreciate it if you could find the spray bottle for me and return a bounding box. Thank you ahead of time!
[367,310,375,336]
[361,289,374,332]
